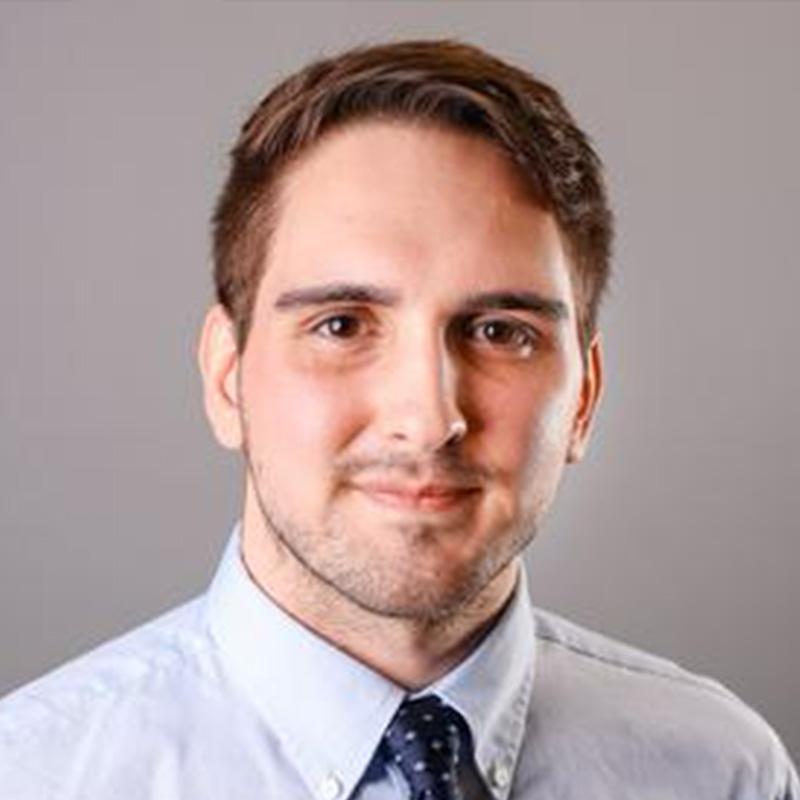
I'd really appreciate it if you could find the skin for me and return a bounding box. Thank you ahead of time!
[198,120,603,688]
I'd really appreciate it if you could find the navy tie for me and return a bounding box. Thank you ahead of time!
[381,695,469,800]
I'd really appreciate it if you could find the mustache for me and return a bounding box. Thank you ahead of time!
[334,451,493,486]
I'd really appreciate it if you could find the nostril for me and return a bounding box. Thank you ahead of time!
[443,419,468,448]
[385,408,467,453]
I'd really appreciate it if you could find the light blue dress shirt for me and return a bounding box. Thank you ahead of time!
[1,525,797,799]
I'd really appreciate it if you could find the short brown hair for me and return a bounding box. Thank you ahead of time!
[212,39,613,351]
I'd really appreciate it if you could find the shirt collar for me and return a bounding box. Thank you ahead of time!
[205,523,536,800]
[430,565,536,797]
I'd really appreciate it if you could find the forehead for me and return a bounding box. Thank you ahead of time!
[261,120,573,308]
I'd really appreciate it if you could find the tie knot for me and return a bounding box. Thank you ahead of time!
[382,695,468,800]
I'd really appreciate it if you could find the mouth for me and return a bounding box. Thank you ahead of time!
[352,480,482,514]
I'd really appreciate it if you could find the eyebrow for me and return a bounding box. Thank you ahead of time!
[274,282,401,310]
[273,282,569,322]
[460,290,569,322]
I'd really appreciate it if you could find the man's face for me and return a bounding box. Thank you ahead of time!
[205,121,601,622]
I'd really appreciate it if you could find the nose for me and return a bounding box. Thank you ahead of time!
[375,328,468,453]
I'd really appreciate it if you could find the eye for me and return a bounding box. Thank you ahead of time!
[464,317,538,353]
[311,312,365,340]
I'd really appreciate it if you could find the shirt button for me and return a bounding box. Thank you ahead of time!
[318,773,342,800]
[490,760,512,789]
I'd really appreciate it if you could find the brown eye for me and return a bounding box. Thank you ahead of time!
[313,314,363,339]
[481,320,516,345]
[466,317,537,352]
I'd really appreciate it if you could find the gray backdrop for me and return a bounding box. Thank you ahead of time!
[2,0,798,759]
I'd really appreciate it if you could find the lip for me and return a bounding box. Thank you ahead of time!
[353,480,482,513]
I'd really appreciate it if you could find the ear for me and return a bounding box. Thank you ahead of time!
[566,332,604,464]
[197,304,243,450]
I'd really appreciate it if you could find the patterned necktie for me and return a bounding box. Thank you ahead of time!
[381,694,469,800]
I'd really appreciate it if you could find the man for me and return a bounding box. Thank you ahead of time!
[0,39,796,799]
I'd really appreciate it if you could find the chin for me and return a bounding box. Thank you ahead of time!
[332,548,511,623]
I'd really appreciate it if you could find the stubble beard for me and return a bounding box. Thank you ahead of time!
[241,443,540,627]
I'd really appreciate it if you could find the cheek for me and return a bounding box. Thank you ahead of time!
[476,373,579,477]
[243,354,367,467]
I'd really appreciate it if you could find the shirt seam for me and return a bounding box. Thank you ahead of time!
[533,629,745,709]
[14,630,215,729]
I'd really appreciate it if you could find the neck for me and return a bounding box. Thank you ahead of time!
[240,507,519,690]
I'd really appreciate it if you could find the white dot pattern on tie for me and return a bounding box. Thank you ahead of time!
[381,695,469,800]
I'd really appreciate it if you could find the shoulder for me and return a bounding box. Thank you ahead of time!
[0,597,213,715]
[533,605,723,692]
[526,606,798,797]
[0,597,225,796]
